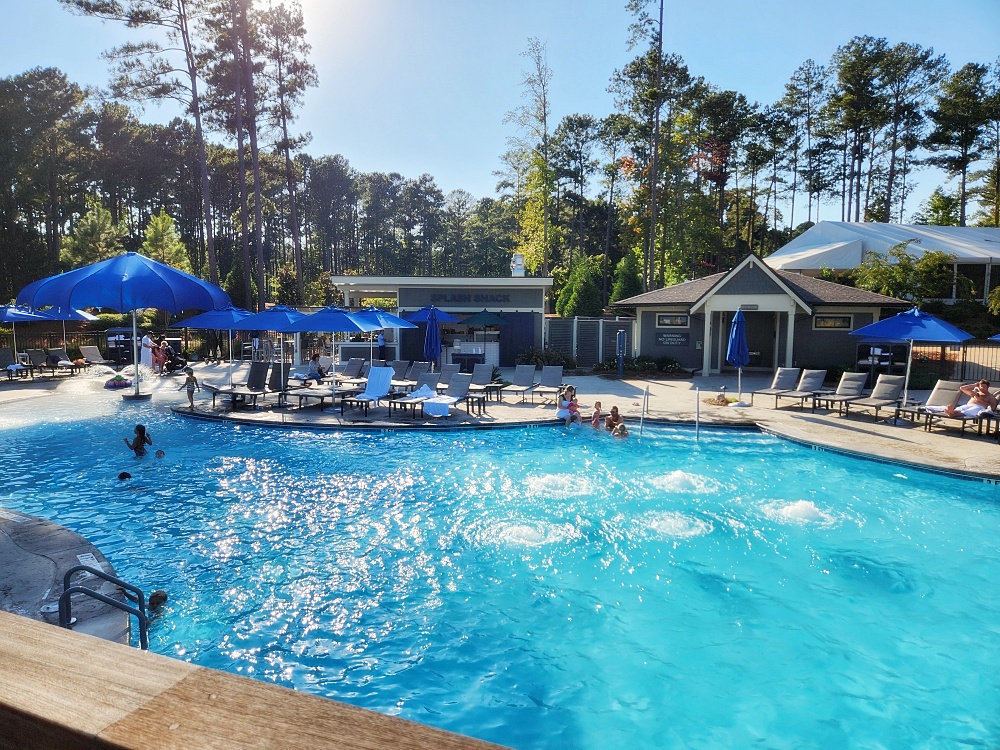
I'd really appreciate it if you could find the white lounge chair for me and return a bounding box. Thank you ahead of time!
[423,373,473,418]
[340,366,394,417]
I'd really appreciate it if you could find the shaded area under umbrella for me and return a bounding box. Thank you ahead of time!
[726,310,750,401]
[172,305,253,387]
[285,306,385,364]
[230,305,307,385]
[850,307,974,407]
[406,306,458,372]
[37,307,100,349]
[0,305,52,373]
[355,307,417,361]
[17,252,231,398]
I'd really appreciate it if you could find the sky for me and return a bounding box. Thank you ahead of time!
[2,0,999,219]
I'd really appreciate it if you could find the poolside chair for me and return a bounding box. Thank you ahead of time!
[0,348,27,381]
[842,374,905,421]
[388,373,441,419]
[80,345,114,367]
[467,362,499,404]
[893,379,962,425]
[749,367,801,407]
[502,364,539,402]
[435,363,461,392]
[921,383,998,437]
[406,361,430,380]
[531,366,564,404]
[203,360,270,408]
[813,372,869,414]
[422,373,474,418]
[336,357,366,386]
[47,348,81,374]
[389,360,410,381]
[341,366,394,417]
[25,348,73,377]
[774,369,828,410]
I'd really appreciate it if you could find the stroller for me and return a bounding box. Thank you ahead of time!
[161,344,188,374]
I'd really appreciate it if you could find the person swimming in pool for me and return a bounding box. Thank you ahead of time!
[124,424,152,457]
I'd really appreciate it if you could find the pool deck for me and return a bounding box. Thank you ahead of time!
[1,363,997,748]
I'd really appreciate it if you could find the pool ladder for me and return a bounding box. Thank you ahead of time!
[58,564,149,650]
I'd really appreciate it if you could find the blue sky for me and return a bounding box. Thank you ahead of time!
[2,0,998,218]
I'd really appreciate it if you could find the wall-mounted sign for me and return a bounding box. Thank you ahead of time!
[739,304,759,310]
[656,332,690,347]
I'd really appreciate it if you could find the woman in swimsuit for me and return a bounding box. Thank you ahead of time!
[124,424,152,457]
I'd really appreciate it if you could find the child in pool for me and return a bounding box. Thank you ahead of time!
[612,420,629,438]
[177,367,200,408]
[124,424,152,457]
[591,401,602,429]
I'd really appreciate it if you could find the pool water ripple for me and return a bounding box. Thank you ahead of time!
[2,402,1000,748]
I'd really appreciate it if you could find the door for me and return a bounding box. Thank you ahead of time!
[744,312,776,370]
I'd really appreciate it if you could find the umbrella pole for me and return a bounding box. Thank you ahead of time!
[62,320,67,349]
[902,340,914,408]
[228,329,234,387]
[738,367,743,402]
[132,310,140,397]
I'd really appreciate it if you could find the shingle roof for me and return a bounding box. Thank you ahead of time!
[615,271,908,308]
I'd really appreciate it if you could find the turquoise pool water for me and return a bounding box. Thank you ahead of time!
[2,398,999,748]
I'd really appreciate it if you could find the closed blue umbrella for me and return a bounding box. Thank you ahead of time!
[17,252,231,398]
[422,307,443,370]
[851,307,974,406]
[726,310,750,400]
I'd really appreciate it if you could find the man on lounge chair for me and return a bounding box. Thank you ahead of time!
[925,379,997,418]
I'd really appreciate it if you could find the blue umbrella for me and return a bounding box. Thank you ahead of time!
[851,307,974,406]
[282,306,380,334]
[355,307,417,362]
[172,306,254,387]
[36,306,100,349]
[0,304,52,360]
[422,307,443,370]
[726,310,750,400]
[404,305,459,323]
[17,252,231,398]
[230,306,308,385]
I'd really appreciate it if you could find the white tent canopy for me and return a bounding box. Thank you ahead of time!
[765,222,1000,272]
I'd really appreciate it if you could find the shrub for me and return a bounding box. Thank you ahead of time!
[516,346,577,369]
[593,355,683,374]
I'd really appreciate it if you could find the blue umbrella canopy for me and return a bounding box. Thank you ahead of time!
[282,306,381,334]
[355,307,417,330]
[171,305,253,329]
[726,310,750,368]
[851,307,974,408]
[405,305,459,323]
[849,307,973,344]
[0,304,52,324]
[229,305,306,332]
[17,252,231,314]
[422,307,443,367]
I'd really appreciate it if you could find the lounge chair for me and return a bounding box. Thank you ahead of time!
[813,372,869,414]
[0,348,27,381]
[203,360,270,408]
[406,361,430,380]
[467,363,500,403]
[502,364,539,402]
[842,374,905,420]
[80,345,114,367]
[435,363,461,392]
[893,379,962,425]
[388,373,441,419]
[774,369,828,410]
[531,366,564,403]
[749,367,801,407]
[341,366,394,417]
[422,373,474,418]
[26,348,74,377]
[922,384,999,437]
[389,360,410,381]
[335,357,365,386]
[48,348,82,373]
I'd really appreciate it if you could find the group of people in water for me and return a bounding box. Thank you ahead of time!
[556,385,628,437]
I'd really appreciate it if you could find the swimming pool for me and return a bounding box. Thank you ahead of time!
[2,395,999,748]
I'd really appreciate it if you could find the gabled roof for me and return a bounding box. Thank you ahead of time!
[690,254,812,313]
[615,265,907,309]
[765,221,1000,270]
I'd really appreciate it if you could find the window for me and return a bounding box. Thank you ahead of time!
[813,314,853,330]
[656,313,689,328]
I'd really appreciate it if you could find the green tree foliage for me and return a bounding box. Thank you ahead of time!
[141,210,191,271]
[60,198,126,268]
[853,244,964,302]
[610,251,645,304]
[911,188,960,226]
[555,256,603,317]
[272,262,302,305]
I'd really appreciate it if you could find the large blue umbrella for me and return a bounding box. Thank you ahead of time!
[355,307,417,362]
[283,305,382,368]
[851,307,974,406]
[172,306,254,387]
[230,306,307,384]
[0,304,52,360]
[17,252,231,398]
[404,305,459,323]
[726,310,750,400]
[36,306,100,349]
